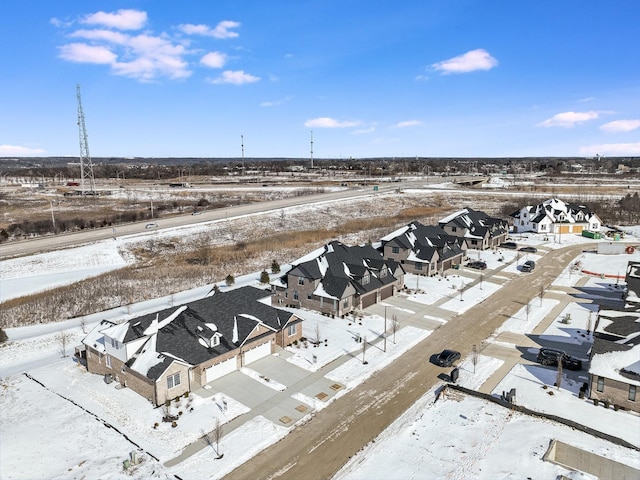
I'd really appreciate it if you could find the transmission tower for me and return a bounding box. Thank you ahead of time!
[76,84,95,196]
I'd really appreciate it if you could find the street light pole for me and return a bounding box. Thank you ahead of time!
[384,306,387,352]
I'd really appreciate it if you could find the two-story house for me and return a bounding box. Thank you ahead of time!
[271,240,404,316]
[510,198,602,235]
[380,222,467,275]
[438,207,508,250]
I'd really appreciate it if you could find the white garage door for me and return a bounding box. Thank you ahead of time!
[244,342,271,365]
[205,357,237,383]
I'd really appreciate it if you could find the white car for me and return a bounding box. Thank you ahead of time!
[145,223,157,229]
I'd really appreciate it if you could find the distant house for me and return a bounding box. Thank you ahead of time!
[588,261,640,412]
[438,207,508,250]
[271,240,404,316]
[78,286,302,406]
[510,198,602,235]
[380,222,467,275]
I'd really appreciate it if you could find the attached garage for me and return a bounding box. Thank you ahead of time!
[244,341,272,365]
[360,292,377,309]
[380,284,394,300]
[205,356,237,382]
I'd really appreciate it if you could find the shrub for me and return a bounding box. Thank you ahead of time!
[260,271,270,284]
[593,398,599,406]
[0,327,8,344]
[225,274,235,286]
[271,260,281,274]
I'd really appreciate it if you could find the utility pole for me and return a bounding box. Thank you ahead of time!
[310,131,314,169]
[241,134,245,176]
[76,84,95,196]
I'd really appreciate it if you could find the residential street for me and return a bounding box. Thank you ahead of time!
[222,243,587,480]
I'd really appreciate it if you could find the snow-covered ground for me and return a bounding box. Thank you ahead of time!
[1,215,639,479]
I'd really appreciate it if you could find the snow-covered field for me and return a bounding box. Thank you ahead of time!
[1,204,639,480]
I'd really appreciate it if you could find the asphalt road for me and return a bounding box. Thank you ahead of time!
[0,176,480,259]
[221,243,587,480]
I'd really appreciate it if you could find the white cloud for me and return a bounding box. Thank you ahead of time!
[179,20,240,39]
[208,70,260,85]
[599,119,640,133]
[431,49,498,74]
[200,52,227,68]
[415,74,429,82]
[304,117,362,128]
[58,43,117,64]
[0,145,46,156]
[260,96,292,107]
[352,127,376,135]
[578,97,595,103]
[82,9,147,30]
[537,111,601,128]
[579,142,640,156]
[393,120,422,128]
[71,29,129,45]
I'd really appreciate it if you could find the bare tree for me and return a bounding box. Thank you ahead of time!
[556,356,563,391]
[539,284,546,307]
[79,317,87,334]
[479,273,484,290]
[472,344,479,374]
[525,302,532,322]
[205,418,224,459]
[57,331,73,357]
[314,322,321,346]
[361,335,368,365]
[391,315,399,344]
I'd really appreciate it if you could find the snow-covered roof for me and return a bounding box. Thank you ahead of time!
[82,319,115,353]
[100,321,131,343]
[590,344,640,387]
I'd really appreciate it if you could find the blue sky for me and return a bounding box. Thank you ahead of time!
[1,1,639,159]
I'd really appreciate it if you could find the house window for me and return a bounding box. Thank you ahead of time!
[540,224,546,231]
[392,246,399,254]
[298,278,304,286]
[630,385,637,402]
[287,324,296,336]
[451,227,457,232]
[597,376,604,392]
[110,338,119,349]
[415,262,423,270]
[343,298,349,308]
[380,266,387,277]
[105,354,112,369]
[167,372,181,389]
[293,290,299,300]
[362,273,370,285]
[211,335,220,347]
[307,294,312,300]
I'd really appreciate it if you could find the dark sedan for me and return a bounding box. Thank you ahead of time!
[500,241,518,249]
[436,349,461,367]
[519,246,537,253]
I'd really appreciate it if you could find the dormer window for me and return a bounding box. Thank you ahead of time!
[211,335,220,347]
[380,266,387,278]
[298,277,304,286]
[362,273,370,285]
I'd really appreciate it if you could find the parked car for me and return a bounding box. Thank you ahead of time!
[521,260,536,272]
[435,349,461,367]
[500,241,518,249]
[537,348,582,370]
[519,246,537,253]
[145,223,158,229]
[467,260,487,270]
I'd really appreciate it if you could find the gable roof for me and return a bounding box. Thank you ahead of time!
[382,221,466,262]
[281,240,402,299]
[93,286,293,380]
[511,198,600,225]
[438,207,508,240]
